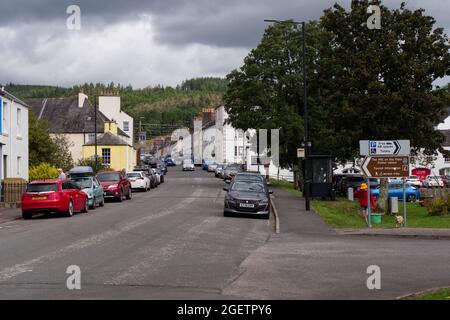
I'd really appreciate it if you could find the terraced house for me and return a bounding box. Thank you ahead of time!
[26,92,133,164]
[0,88,29,181]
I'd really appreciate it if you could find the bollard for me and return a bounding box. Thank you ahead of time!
[348,187,354,201]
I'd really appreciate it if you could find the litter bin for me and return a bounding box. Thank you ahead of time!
[389,197,399,214]
[370,213,382,224]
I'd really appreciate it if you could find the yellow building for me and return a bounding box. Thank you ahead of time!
[82,122,136,171]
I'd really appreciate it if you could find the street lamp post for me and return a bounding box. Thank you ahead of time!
[264,19,310,211]
[94,94,98,170]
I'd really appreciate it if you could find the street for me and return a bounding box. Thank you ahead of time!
[0,169,449,299]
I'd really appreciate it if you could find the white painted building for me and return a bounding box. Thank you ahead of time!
[99,95,134,146]
[0,89,29,180]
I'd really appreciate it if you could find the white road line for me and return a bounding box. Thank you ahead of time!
[0,189,203,283]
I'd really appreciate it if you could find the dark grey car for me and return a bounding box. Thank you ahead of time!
[223,180,272,219]
[223,164,243,181]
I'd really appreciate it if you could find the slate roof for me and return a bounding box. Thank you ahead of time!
[84,132,130,146]
[25,96,129,137]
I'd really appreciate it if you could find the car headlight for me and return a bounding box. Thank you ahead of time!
[82,190,92,199]
[225,195,236,202]
[108,184,119,189]
[260,198,269,204]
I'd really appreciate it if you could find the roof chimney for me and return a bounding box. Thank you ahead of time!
[78,91,88,108]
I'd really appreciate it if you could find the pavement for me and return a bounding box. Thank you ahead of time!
[0,171,448,299]
[0,207,22,225]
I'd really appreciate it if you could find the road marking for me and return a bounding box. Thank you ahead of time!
[0,189,204,283]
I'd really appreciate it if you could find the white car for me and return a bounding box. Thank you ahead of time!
[207,162,218,172]
[406,176,422,188]
[182,159,195,171]
[126,171,150,191]
[423,176,444,187]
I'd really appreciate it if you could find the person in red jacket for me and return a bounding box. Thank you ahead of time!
[353,182,377,225]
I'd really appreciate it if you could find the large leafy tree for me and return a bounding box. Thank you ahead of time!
[316,0,450,162]
[28,112,57,167]
[225,21,323,170]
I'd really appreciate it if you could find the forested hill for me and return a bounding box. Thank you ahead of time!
[5,77,227,136]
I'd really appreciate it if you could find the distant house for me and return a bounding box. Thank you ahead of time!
[26,93,130,164]
[98,95,134,146]
[0,88,29,180]
[82,121,136,171]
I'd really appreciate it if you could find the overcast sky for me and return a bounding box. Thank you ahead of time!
[0,0,448,88]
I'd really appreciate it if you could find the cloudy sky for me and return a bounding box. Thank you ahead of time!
[0,0,448,88]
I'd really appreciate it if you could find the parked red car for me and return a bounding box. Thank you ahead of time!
[97,171,132,202]
[21,179,89,219]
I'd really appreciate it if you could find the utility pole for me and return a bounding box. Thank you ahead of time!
[264,19,310,211]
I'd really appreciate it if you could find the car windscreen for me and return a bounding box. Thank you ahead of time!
[127,173,141,178]
[71,177,93,189]
[97,173,121,181]
[231,181,265,193]
[26,183,58,193]
[235,175,263,182]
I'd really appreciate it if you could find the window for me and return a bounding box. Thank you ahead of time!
[17,156,21,176]
[235,129,244,139]
[238,146,244,156]
[234,146,238,157]
[88,133,95,142]
[102,148,111,165]
[17,108,21,128]
[123,121,129,132]
[2,101,7,134]
[445,156,450,163]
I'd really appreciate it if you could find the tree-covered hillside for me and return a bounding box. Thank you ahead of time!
[5,77,228,138]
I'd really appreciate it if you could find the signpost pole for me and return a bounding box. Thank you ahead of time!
[367,177,372,228]
[403,178,407,227]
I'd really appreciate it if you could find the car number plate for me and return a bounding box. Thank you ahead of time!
[32,196,47,200]
[240,203,254,208]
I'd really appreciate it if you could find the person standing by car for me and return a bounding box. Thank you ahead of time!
[353,182,377,225]
[58,168,66,180]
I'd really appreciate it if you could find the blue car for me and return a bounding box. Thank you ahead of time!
[202,160,209,170]
[372,182,420,202]
[69,166,105,209]
[165,158,176,166]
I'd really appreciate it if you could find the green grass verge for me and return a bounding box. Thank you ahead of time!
[404,288,450,300]
[311,198,450,229]
[269,178,302,196]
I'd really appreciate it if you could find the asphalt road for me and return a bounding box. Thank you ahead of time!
[0,169,448,300]
[0,168,271,299]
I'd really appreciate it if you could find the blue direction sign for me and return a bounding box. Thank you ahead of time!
[360,140,410,156]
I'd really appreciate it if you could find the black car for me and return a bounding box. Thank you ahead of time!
[223,164,243,181]
[157,161,167,175]
[223,180,273,219]
[337,175,379,195]
[144,155,157,168]
[134,166,157,188]
[232,172,267,185]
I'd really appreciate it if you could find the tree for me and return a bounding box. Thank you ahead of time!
[51,134,74,171]
[224,21,323,179]
[316,0,450,211]
[28,112,57,167]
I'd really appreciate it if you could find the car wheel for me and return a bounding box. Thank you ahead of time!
[90,198,96,210]
[66,200,74,217]
[126,189,132,200]
[407,194,416,202]
[22,212,32,220]
[82,198,89,213]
